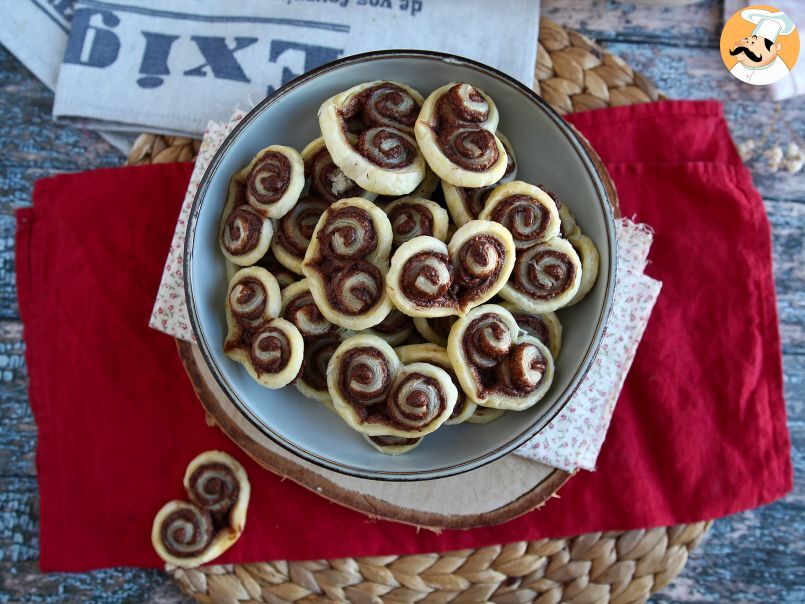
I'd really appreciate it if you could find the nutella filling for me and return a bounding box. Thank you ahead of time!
[277,196,329,257]
[458,184,495,218]
[437,126,499,172]
[159,506,214,558]
[496,342,547,396]
[221,206,263,255]
[246,150,291,205]
[438,83,490,125]
[491,194,551,246]
[230,179,247,208]
[512,248,576,300]
[360,83,420,132]
[426,358,468,420]
[357,127,417,169]
[187,462,240,514]
[338,346,392,407]
[387,373,445,429]
[369,435,420,447]
[318,207,378,260]
[249,326,291,374]
[388,202,434,247]
[454,235,505,304]
[462,313,513,396]
[283,291,337,339]
[401,251,455,306]
[228,277,267,332]
[325,260,383,315]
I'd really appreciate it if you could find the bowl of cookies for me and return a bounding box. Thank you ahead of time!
[185,50,617,480]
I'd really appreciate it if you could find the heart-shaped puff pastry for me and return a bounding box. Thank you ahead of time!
[415,82,508,188]
[447,304,555,411]
[327,334,457,438]
[386,219,515,317]
[151,451,250,568]
[319,81,427,196]
[301,197,394,330]
[224,266,304,389]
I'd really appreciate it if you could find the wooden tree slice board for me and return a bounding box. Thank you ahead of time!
[177,340,572,529]
[174,122,616,530]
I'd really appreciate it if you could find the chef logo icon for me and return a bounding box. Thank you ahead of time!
[720,5,799,85]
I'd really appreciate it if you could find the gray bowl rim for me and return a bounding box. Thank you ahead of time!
[184,49,617,481]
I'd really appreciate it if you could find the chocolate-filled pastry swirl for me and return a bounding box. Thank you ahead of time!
[449,221,516,308]
[318,206,379,260]
[319,81,427,196]
[281,279,347,403]
[480,181,561,249]
[152,451,250,568]
[387,365,449,429]
[565,232,600,307]
[327,334,456,438]
[396,343,476,425]
[239,145,305,219]
[224,267,282,349]
[281,279,339,340]
[328,260,385,314]
[364,308,415,346]
[386,220,515,317]
[364,434,422,455]
[361,82,422,132]
[385,197,449,248]
[500,237,583,313]
[241,319,304,388]
[184,451,250,519]
[439,82,493,125]
[301,137,377,205]
[358,127,419,169]
[387,238,456,316]
[302,198,394,330]
[500,301,563,360]
[271,195,330,275]
[415,83,507,188]
[442,132,517,226]
[152,501,214,566]
[219,179,273,266]
[447,304,555,410]
[225,270,304,388]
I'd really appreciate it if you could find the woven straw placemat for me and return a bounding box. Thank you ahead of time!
[128,17,710,604]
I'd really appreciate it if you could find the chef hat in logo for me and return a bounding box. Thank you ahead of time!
[741,8,796,43]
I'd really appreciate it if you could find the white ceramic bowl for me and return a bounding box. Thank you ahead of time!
[185,51,617,481]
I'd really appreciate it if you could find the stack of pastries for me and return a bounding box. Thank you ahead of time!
[219,81,600,455]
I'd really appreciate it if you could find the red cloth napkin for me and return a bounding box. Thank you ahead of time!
[17,100,791,572]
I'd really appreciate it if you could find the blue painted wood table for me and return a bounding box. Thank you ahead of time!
[0,1,803,601]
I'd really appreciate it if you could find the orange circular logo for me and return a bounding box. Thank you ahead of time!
[720,5,799,85]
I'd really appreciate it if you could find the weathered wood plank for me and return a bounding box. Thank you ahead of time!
[0,48,123,172]
[0,11,803,604]
[0,321,34,479]
[1,215,21,320]
[544,0,723,47]
[603,42,805,202]
[0,564,191,604]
